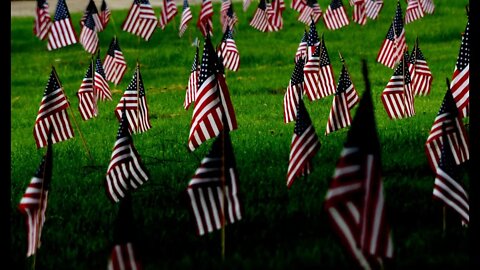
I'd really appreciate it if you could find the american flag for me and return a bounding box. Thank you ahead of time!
[122,0,158,41]
[324,71,394,269]
[317,37,336,99]
[405,0,424,24]
[100,0,111,29]
[284,59,305,124]
[184,46,200,110]
[220,0,231,27]
[249,0,270,32]
[298,0,322,25]
[115,64,152,134]
[419,0,434,14]
[352,0,366,25]
[323,0,349,31]
[381,52,415,119]
[222,2,239,33]
[178,0,193,37]
[34,0,51,41]
[81,0,104,32]
[294,30,307,63]
[197,0,214,37]
[243,0,252,12]
[376,1,406,69]
[268,0,285,31]
[450,19,469,118]
[158,0,178,30]
[408,40,432,96]
[104,37,127,86]
[18,136,52,257]
[365,0,383,20]
[303,21,321,101]
[77,61,97,121]
[433,124,469,225]
[291,0,307,12]
[325,62,359,135]
[217,27,240,72]
[187,132,242,235]
[287,98,321,188]
[79,12,99,55]
[425,84,469,173]
[34,67,74,149]
[47,0,78,51]
[94,53,112,101]
[106,102,149,203]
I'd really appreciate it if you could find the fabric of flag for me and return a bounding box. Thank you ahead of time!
[323,0,349,30]
[81,0,104,32]
[291,0,307,12]
[222,2,239,33]
[376,1,406,69]
[100,0,111,29]
[284,59,305,124]
[197,0,214,37]
[268,0,285,31]
[298,0,322,25]
[18,138,52,257]
[47,0,78,50]
[450,19,469,118]
[243,0,252,12]
[115,65,152,134]
[79,12,99,55]
[365,0,383,19]
[324,80,394,269]
[94,54,112,101]
[419,0,434,14]
[217,27,240,72]
[77,62,97,121]
[317,37,336,99]
[287,99,321,188]
[178,0,193,37]
[303,21,321,101]
[106,104,149,203]
[122,0,158,41]
[381,53,415,119]
[159,0,178,30]
[433,125,469,225]
[352,0,366,25]
[249,0,270,32]
[220,0,231,27]
[104,37,128,86]
[34,0,51,41]
[295,30,307,63]
[187,132,242,235]
[184,46,200,110]
[405,0,424,24]
[425,87,469,173]
[408,41,432,96]
[34,67,74,149]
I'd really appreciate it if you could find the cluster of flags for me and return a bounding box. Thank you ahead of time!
[249,0,285,32]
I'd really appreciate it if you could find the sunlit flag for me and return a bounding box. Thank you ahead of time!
[298,0,322,25]
[376,1,406,69]
[405,0,424,24]
[184,46,200,110]
[100,0,111,29]
[222,2,239,33]
[103,37,128,86]
[303,20,321,101]
[284,59,305,124]
[77,60,97,121]
[47,0,78,50]
[178,0,193,37]
[323,0,349,30]
[94,53,112,101]
[217,27,240,72]
[317,36,336,99]
[158,0,178,30]
[294,30,307,63]
[34,0,51,40]
[449,18,469,118]
[352,0,366,25]
[197,0,214,37]
[249,0,270,32]
[80,0,103,32]
[408,39,432,96]
[365,0,383,20]
[122,0,158,41]
[79,12,99,55]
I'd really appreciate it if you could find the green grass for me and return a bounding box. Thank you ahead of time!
[11,1,471,269]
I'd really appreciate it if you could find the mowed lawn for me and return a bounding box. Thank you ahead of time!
[11,0,471,269]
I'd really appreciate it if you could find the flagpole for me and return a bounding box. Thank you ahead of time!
[136,61,140,134]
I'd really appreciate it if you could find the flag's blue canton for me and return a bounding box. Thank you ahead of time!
[394,2,404,37]
[96,57,107,77]
[291,58,305,85]
[34,156,51,189]
[294,100,312,136]
[223,28,234,41]
[330,0,343,9]
[456,21,469,70]
[44,70,61,96]
[37,0,47,9]
[385,24,394,41]
[84,13,96,30]
[300,30,307,43]
[307,21,319,46]
[54,0,70,20]
[107,39,116,57]
[183,0,190,9]
[85,63,93,78]
[258,0,266,10]
[199,38,215,85]
[126,68,146,97]
[227,4,234,17]
[336,66,351,95]
[438,126,461,180]
[319,41,331,66]
[438,90,458,117]
[415,45,426,61]
[86,0,98,15]
[307,0,318,7]
[101,0,108,11]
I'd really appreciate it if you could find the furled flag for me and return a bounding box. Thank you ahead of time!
[291,0,307,12]
[425,81,469,173]
[104,37,128,86]
[122,0,158,41]
[243,0,252,12]
[100,0,111,29]
[381,52,415,119]
[284,59,305,124]
[106,102,149,203]
[178,0,193,37]
[77,60,97,121]
[405,0,424,24]
[197,0,214,37]
[408,39,432,96]
[94,52,112,101]
[159,0,178,30]
[34,67,74,149]
[323,0,349,30]
[249,0,270,32]
[419,0,434,14]
[317,36,336,99]
[222,1,239,33]
[188,34,238,151]
[433,124,469,225]
[107,193,143,269]
[298,0,322,25]
[81,0,104,32]
[115,64,152,134]
[184,46,199,110]
[376,1,406,69]
[217,27,240,72]
[352,0,366,25]
[34,0,51,41]
[47,0,78,51]
[268,0,285,31]
[187,132,242,235]
[365,0,383,20]
[295,30,307,63]
[18,133,53,257]
[325,62,393,269]
[286,98,321,188]
[449,18,469,118]
[303,20,321,101]
[80,12,99,55]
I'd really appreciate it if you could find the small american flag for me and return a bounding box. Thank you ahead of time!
[284,58,305,124]
[222,2,239,33]
[178,0,193,37]
[184,46,200,110]
[18,136,52,257]
[405,0,424,24]
[34,0,51,41]
[268,0,285,31]
[220,0,231,27]
[122,0,158,41]
[298,0,322,25]
[80,12,99,55]
[100,0,111,29]
[303,21,320,101]
[187,132,242,235]
[365,0,383,20]
[47,0,78,50]
[115,64,152,134]
[81,0,104,32]
[94,53,112,101]
[34,67,74,149]
[376,1,406,69]
[106,102,149,203]
[408,40,432,96]
[291,0,307,12]
[77,61,97,121]
[323,0,349,30]
[287,98,321,188]
[158,0,178,30]
[249,0,270,32]
[317,36,336,99]
[450,19,469,118]
[352,0,366,25]
[294,30,307,63]
[419,0,434,14]
[197,0,214,37]
[217,27,240,72]
[104,37,128,86]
